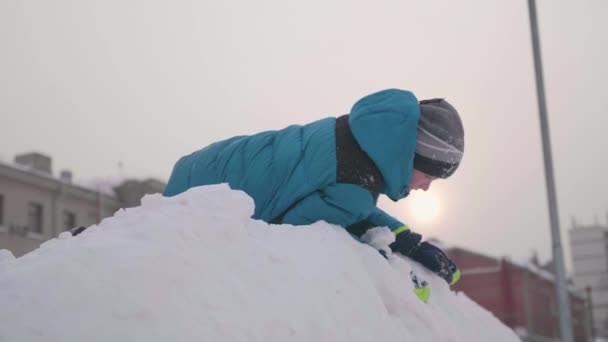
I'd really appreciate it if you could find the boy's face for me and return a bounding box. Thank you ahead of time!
[409,169,436,192]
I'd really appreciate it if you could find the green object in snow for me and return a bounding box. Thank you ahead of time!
[410,270,431,303]
[414,286,431,303]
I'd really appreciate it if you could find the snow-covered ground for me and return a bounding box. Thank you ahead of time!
[0,185,521,341]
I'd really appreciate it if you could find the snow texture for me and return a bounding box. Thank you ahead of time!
[0,184,521,342]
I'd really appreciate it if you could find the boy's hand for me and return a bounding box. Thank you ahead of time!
[390,226,461,285]
[409,242,461,285]
[389,226,422,256]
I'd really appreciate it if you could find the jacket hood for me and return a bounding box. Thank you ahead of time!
[348,89,420,201]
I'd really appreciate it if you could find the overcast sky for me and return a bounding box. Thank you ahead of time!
[1,0,607,271]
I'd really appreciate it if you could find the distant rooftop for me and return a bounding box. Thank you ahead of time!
[570,215,608,230]
[0,152,165,198]
[446,245,581,295]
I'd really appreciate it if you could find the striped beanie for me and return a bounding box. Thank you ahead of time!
[414,98,464,179]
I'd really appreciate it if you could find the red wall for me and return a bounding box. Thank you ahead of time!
[447,248,588,342]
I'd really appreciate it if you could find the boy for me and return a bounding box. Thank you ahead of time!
[165,89,464,284]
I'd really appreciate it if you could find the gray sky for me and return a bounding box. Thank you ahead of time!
[1,0,607,271]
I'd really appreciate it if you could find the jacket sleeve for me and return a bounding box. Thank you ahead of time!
[345,207,409,238]
[280,183,376,228]
[366,207,405,231]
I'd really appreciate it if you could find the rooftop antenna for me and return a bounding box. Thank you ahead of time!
[118,160,125,178]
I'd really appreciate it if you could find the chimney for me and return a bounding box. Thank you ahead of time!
[530,250,540,267]
[60,170,73,183]
[15,152,52,174]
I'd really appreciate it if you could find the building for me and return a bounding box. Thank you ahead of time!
[0,152,166,257]
[569,220,608,339]
[446,247,589,342]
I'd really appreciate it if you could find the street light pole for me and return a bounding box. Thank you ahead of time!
[586,286,595,341]
[527,0,574,341]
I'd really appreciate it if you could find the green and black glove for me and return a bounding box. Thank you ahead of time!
[390,226,461,285]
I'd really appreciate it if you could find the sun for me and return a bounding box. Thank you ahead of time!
[408,191,440,222]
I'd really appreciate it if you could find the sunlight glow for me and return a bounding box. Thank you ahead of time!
[408,191,440,222]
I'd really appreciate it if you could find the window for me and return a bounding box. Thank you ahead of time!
[28,202,43,234]
[63,211,76,231]
[0,194,4,226]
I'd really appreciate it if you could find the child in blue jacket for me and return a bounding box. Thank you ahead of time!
[164,89,465,285]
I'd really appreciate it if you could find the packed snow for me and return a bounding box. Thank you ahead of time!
[0,184,521,341]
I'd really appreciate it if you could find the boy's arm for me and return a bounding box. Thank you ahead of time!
[358,208,462,285]
[346,207,407,237]
[279,184,376,228]
[366,207,407,231]
[280,189,461,285]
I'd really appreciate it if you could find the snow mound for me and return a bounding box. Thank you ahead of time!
[0,185,520,341]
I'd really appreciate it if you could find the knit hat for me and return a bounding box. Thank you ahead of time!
[413,98,464,179]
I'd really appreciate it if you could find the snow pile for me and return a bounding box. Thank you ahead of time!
[0,185,520,341]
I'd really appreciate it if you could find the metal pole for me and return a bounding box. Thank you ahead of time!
[586,286,595,341]
[527,1,574,341]
[522,270,534,335]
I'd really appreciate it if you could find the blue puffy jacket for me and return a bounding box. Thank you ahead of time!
[164,89,420,232]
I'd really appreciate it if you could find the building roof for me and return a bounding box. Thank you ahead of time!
[446,245,582,297]
[0,159,119,202]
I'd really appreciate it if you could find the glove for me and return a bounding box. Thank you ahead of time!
[409,242,461,285]
[389,226,461,285]
[389,226,422,256]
